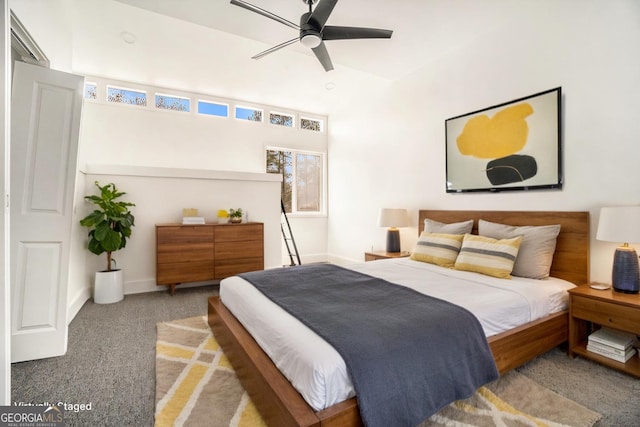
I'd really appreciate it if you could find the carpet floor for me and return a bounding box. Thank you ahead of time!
[11,285,640,426]
[155,316,601,427]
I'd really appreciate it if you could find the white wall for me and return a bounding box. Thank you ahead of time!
[77,78,329,263]
[327,0,640,284]
[12,0,640,311]
[67,166,282,312]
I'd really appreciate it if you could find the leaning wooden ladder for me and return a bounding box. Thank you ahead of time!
[281,200,301,266]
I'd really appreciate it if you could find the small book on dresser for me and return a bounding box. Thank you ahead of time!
[182,216,205,224]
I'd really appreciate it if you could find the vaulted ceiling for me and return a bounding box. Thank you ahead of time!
[114,0,537,80]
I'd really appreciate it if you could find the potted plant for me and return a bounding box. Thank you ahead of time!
[229,208,243,223]
[80,181,135,304]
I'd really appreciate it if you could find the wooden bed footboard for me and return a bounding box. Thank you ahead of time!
[208,296,361,427]
[209,296,568,427]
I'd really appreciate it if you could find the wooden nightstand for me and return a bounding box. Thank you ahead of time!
[364,251,411,262]
[568,285,640,377]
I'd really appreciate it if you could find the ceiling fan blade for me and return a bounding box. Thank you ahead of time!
[312,42,334,72]
[308,0,338,29]
[230,0,299,30]
[322,26,393,40]
[252,37,299,60]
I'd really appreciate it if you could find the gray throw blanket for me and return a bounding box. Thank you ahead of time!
[239,264,498,427]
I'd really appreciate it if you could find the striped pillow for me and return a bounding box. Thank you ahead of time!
[411,232,464,268]
[454,234,523,279]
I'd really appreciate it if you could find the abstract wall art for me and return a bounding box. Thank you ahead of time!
[445,87,562,193]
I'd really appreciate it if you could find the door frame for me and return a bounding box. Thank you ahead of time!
[1,0,11,405]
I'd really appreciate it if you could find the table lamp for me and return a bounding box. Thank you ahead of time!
[596,206,640,293]
[377,208,408,253]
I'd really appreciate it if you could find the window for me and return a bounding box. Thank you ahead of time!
[107,86,147,106]
[235,106,263,122]
[270,112,294,127]
[84,82,97,100]
[301,117,323,132]
[267,148,325,215]
[155,94,190,112]
[198,100,228,117]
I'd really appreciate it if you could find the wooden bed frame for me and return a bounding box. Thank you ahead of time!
[208,210,590,427]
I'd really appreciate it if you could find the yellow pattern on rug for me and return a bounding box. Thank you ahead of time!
[156,316,600,427]
[155,316,266,427]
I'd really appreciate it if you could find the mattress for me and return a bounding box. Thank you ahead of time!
[219,257,575,411]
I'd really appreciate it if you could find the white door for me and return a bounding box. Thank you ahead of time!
[10,61,83,362]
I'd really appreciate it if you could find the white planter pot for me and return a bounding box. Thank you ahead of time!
[94,269,124,304]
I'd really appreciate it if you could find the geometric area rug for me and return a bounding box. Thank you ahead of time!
[156,316,601,427]
[155,316,266,427]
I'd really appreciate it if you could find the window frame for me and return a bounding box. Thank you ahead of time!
[270,111,296,128]
[106,84,147,107]
[266,146,327,217]
[84,81,98,100]
[235,105,264,122]
[300,116,324,132]
[154,92,191,112]
[197,99,229,118]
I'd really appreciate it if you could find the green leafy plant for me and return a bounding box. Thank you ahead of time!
[80,181,135,271]
[229,208,243,218]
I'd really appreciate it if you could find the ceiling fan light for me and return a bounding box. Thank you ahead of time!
[300,34,322,48]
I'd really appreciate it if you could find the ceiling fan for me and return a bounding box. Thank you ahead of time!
[230,0,393,71]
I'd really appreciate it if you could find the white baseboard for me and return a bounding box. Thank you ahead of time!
[67,288,90,325]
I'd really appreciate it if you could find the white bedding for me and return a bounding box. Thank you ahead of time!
[219,258,575,411]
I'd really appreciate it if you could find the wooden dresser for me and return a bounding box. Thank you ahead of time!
[156,222,264,294]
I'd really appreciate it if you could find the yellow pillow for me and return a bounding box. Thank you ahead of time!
[454,234,523,279]
[411,232,464,268]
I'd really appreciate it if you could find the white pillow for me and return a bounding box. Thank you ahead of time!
[478,220,561,279]
[424,218,473,235]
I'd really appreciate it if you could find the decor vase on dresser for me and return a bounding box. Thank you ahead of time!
[156,222,264,295]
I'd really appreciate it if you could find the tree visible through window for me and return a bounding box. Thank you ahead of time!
[107,86,147,106]
[236,106,263,122]
[270,112,294,127]
[84,82,97,99]
[267,149,323,214]
[155,94,190,111]
[301,117,322,132]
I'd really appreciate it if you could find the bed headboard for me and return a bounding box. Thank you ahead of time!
[418,210,590,286]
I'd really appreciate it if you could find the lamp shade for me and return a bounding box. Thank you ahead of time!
[377,208,408,253]
[596,206,640,243]
[377,208,409,228]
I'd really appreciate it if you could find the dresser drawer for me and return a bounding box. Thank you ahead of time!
[571,295,640,333]
[215,240,263,260]
[156,225,214,245]
[215,258,263,279]
[215,223,263,242]
[157,261,214,285]
[157,242,214,264]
